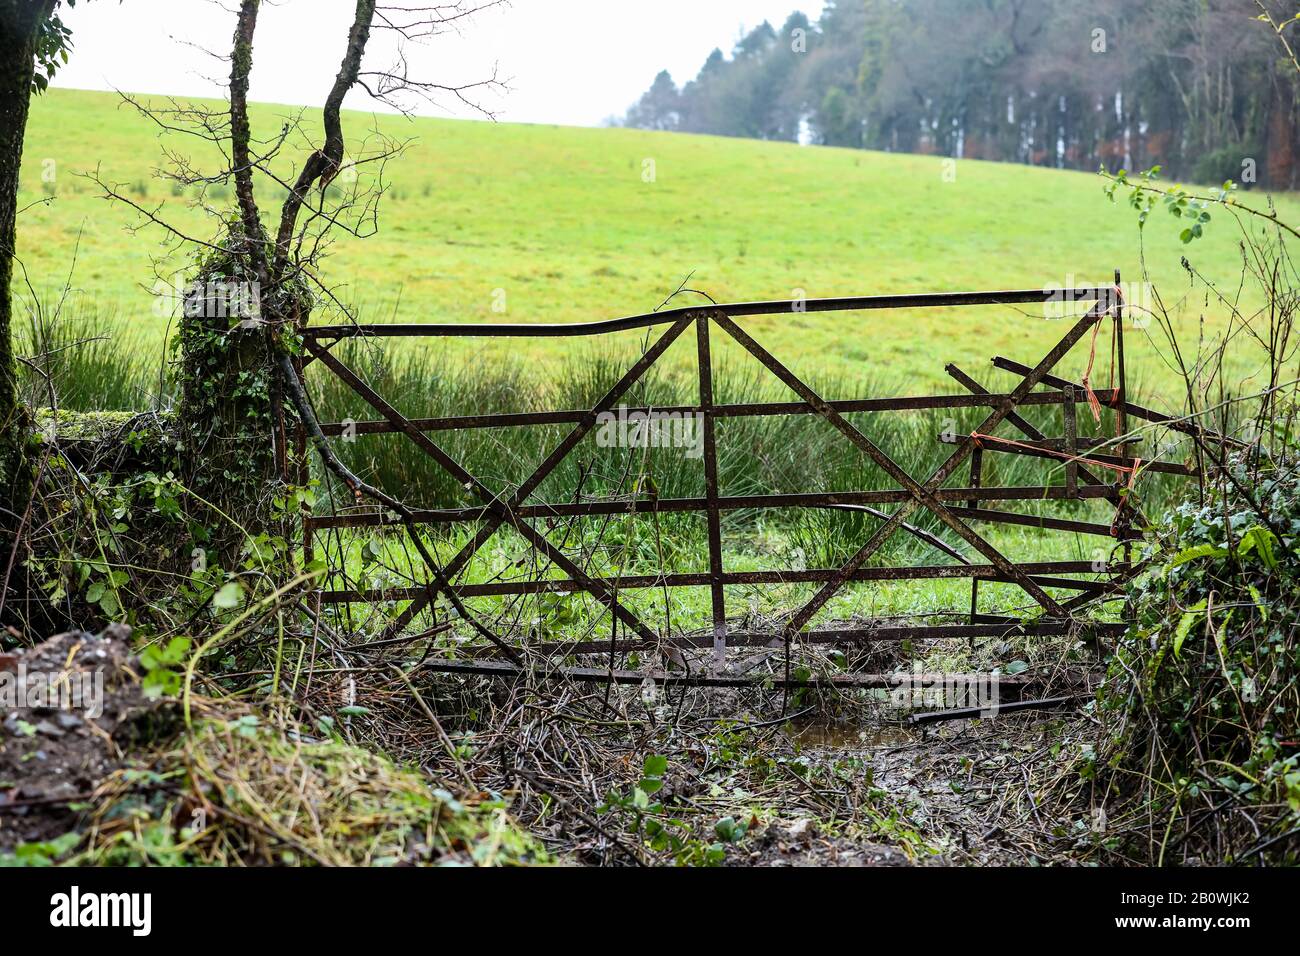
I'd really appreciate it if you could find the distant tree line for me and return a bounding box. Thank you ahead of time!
[621,0,1300,188]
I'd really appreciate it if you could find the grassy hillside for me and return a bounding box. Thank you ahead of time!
[15,88,1296,400]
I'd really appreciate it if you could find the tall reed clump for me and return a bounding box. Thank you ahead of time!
[16,298,174,412]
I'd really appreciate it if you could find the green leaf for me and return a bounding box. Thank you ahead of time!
[213,581,244,609]
[1237,525,1278,569]
[1173,599,1207,659]
[231,715,260,738]
[98,590,120,617]
[160,636,191,665]
[1170,542,1230,567]
[642,754,668,778]
[1248,584,1268,622]
[4,831,80,867]
[714,816,748,842]
[142,669,181,699]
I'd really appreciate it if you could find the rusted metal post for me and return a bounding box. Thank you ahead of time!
[1113,268,1135,597]
[295,354,314,569]
[696,314,727,669]
[966,444,983,623]
[1112,272,1130,540]
[1062,384,1079,497]
[1113,270,1128,457]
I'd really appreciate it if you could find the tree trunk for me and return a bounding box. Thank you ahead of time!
[1265,75,1297,191]
[0,1,56,632]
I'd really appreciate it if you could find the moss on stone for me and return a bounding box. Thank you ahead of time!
[30,407,175,471]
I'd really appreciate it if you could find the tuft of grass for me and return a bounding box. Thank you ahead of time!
[16,298,174,412]
[83,705,549,867]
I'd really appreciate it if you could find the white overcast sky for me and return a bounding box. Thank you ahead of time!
[52,0,824,126]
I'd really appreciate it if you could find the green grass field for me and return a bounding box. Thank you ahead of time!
[9,88,1268,630]
[15,90,1242,640]
[15,88,1297,406]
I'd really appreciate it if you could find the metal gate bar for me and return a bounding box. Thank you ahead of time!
[313,389,1119,437]
[417,657,1036,695]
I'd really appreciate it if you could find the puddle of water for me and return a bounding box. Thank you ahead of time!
[785,721,916,749]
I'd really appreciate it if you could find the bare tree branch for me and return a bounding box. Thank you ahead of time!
[273,0,376,281]
[229,0,271,288]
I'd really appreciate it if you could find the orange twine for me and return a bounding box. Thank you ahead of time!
[1078,285,1125,424]
[1079,316,1105,424]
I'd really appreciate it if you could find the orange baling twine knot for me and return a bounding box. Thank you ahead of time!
[1078,283,1125,424]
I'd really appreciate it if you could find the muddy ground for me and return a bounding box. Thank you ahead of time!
[0,629,1096,865]
[0,626,168,853]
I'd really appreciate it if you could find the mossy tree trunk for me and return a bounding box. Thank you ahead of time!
[173,1,291,560]
[173,0,373,561]
[175,252,303,560]
[0,1,57,631]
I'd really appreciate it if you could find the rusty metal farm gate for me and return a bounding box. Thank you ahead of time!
[287,276,1195,695]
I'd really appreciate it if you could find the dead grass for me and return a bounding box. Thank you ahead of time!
[83,697,550,867]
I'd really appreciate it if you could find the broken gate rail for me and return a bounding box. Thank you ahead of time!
[293,280,1193,667]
